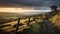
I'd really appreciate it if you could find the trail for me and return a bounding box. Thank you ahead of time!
[40,19,56,34]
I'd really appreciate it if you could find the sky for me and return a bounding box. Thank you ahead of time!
[0,0,60,9]
[0,0,60,15]
[0,0,60,7]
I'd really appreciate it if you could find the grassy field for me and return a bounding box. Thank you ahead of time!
[0,12,60,34]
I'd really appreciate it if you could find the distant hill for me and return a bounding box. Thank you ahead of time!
[0,12,23,24]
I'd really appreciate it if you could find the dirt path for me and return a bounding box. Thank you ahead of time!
[40,19,56,34]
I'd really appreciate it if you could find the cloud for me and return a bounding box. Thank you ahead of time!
[13,0,60,7]
[0,0,60,9]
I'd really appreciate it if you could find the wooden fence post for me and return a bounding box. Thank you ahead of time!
[15,17,20,34]
[33,15,35,21]
[28,16,31,26]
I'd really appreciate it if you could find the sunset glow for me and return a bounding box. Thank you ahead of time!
[0,7,35,13]
[0,7,51,15]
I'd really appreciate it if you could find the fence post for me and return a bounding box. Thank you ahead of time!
[28,16,31,26]
[15,17,20,34]
[33,15,35,21]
